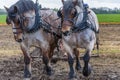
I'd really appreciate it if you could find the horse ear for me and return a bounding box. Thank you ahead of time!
[4,6,9,12]
[14,6,18,13]
[61,0,64,4]
[73,0,78,5]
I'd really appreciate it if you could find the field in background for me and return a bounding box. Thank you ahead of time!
[1,14,120,24]
[97,14,120,24]
[0,14,6,24]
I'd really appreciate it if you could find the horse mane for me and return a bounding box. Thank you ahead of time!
[9,0,36,14]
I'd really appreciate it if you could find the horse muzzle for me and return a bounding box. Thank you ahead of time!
[16,39,23,43]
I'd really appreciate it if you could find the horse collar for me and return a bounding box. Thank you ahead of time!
[24,3,42,33]
[71,4,91,32]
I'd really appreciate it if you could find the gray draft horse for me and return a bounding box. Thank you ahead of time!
[5,0,61,80]
[58,0,99,79]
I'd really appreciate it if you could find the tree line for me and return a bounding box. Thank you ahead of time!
[0,9,6,15]
[54,7,120,14]
[0,7,120,14]
[91,7,120,14]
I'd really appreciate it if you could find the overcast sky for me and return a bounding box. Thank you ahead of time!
[1,0,120,9]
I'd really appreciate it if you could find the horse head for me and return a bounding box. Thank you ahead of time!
[58,0,84,35]
[5,0,37,42]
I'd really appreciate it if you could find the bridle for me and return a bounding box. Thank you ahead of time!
[8,1,62,42]
[59,7,81,36]
[10,15,36,35]
[9,1,42,35]
[6,0,42,43]
[8,13,23,35]
[58,7,78,26]
[60,4,90,36]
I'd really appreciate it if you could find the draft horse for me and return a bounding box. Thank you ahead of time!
[58,0,99,79]
[5,0,61,79]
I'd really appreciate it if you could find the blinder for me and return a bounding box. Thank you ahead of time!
[6,17,11,24]
[73,8,77,18]
[8,13,25,34]
[6,13,17,24]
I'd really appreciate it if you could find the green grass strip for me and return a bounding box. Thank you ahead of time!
[97,14,120,23]
[1,14,120,24]
[0,14,6,24]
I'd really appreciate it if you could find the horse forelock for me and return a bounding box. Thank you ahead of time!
[63,0,74,12]
[62,0,84,25]
[62,0,84,18]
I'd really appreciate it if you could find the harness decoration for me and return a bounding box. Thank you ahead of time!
[25,0,42,33]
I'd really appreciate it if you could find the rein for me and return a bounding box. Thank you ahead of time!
[40,10,62,38]
[41,19,62,38]
[41,10,61,30]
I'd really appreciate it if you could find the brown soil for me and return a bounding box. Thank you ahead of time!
[0,25,120,80]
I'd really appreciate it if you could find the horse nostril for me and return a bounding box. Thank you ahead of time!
[17,39,22,43]
[62,31,69,36]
